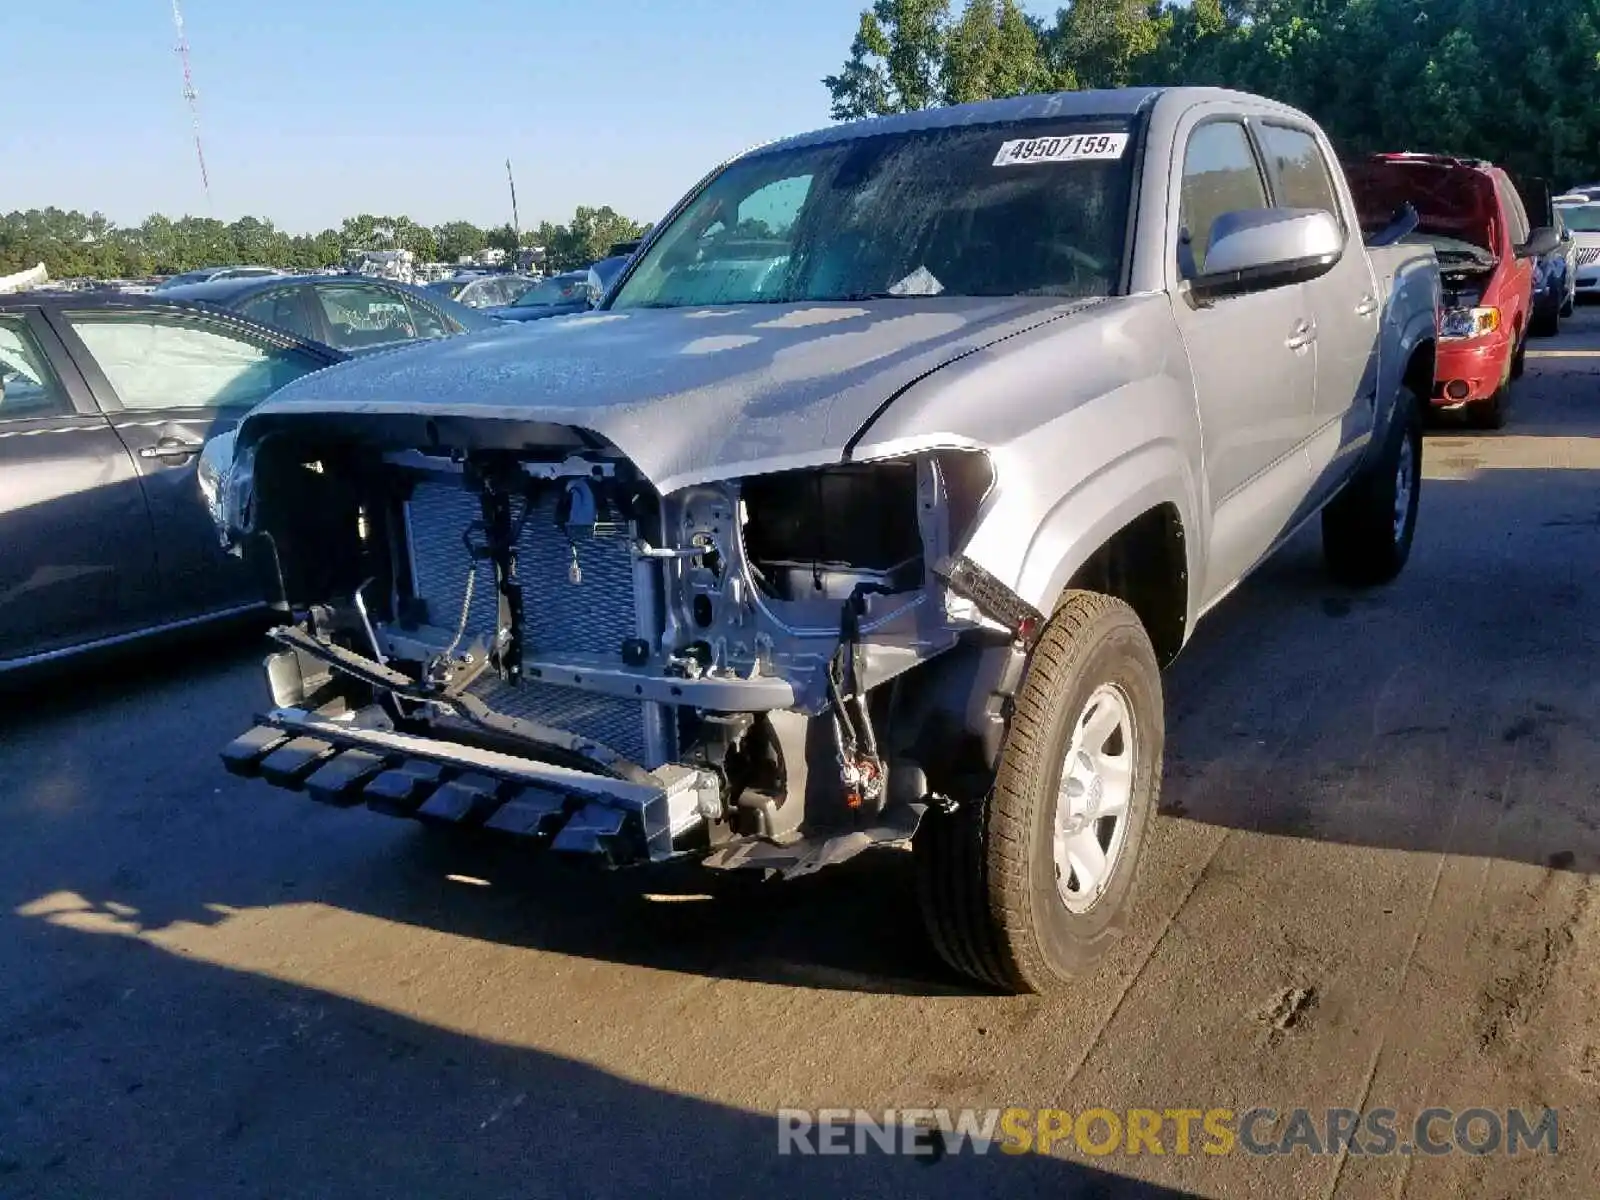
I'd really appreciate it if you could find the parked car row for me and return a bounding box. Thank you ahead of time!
[1346,152,1559,427]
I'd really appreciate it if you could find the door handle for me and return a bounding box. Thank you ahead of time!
[1285,319,1318,350]
[1355,294,1380,317]
[138,436,203,462]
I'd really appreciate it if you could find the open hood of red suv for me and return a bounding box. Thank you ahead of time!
[1345,156,1498,253]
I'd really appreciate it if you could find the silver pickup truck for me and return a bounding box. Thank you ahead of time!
[209,86,1439,993]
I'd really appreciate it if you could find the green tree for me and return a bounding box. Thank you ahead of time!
[1044,0,1166,90]
[434,220,487,263]
[942,0,1046,103]
[825,0,952,118]
[484,222,520,255]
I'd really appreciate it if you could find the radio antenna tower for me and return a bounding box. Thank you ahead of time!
[170,0,212,204]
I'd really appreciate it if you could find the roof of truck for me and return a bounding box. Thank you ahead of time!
[751,87,1270,158]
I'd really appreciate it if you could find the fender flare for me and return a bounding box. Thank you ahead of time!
[1004,439,1203,628]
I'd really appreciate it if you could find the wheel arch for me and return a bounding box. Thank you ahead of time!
[1007,447,1201,666]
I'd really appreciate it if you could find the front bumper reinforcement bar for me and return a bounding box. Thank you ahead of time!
[222,705,718,863]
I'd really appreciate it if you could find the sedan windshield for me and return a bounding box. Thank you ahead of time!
[513,275,588,307]
[611,119,1135,310]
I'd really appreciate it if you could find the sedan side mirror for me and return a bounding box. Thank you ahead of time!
[1190,208,1344,301]
[1517,226,1560,259]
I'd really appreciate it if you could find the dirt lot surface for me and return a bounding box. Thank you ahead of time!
[3,312,1600,1199]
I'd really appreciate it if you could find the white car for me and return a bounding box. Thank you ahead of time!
[1556,200,1600,298]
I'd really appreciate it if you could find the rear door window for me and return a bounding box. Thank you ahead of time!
[0,314,71,419]
[1260,124,1344,228]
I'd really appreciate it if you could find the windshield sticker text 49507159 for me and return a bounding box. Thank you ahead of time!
[993,133,1129,167]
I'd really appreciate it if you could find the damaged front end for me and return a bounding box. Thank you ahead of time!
[216,417,1033,876]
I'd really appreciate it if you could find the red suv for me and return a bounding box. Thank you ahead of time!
[1346,153,1557,427]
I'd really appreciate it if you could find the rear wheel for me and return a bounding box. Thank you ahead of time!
[1322,384,1423,585]
[915,592,1163,994]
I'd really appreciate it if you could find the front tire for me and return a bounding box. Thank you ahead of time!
[1531,302,1560,338]
[915,592,1163,994]
[1322,384,1423,585]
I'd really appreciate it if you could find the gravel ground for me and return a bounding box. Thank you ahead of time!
[3,310,1599,1199]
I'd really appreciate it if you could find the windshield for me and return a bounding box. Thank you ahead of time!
[611,119,1135,310]
[427,279,468,299]
[513,275,588,307]
[1559,203,1600,233]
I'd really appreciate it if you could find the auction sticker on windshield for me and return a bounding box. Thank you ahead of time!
[993,133,1129,166]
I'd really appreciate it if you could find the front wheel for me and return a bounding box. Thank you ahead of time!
[1322,384,1423,585]
[915,592,1164,994]
[1469,384,1508,430]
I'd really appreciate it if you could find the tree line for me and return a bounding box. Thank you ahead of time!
[0,204,645,281]
[827,0,1600,186]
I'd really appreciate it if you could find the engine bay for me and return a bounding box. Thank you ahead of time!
[222,421,1019,869]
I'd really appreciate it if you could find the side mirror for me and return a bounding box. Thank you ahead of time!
[1190,208,1344,300]
[1517,226,1560,259]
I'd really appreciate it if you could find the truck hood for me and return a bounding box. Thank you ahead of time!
[246,295,1098,493]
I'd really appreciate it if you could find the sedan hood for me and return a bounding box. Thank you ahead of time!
[246,296,1096,493]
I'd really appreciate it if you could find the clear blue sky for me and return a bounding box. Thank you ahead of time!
[6,0,998,233]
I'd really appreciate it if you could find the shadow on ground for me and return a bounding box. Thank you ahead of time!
[1159,457,1600,878]
[0,903,1198,1200]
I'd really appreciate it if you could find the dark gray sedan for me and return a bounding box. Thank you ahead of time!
[0,294,343,670]
[158,273,495,354]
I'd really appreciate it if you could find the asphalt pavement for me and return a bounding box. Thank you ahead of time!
[4,310,1600,1199]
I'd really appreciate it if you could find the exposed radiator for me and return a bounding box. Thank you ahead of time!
[405,478,655,765]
